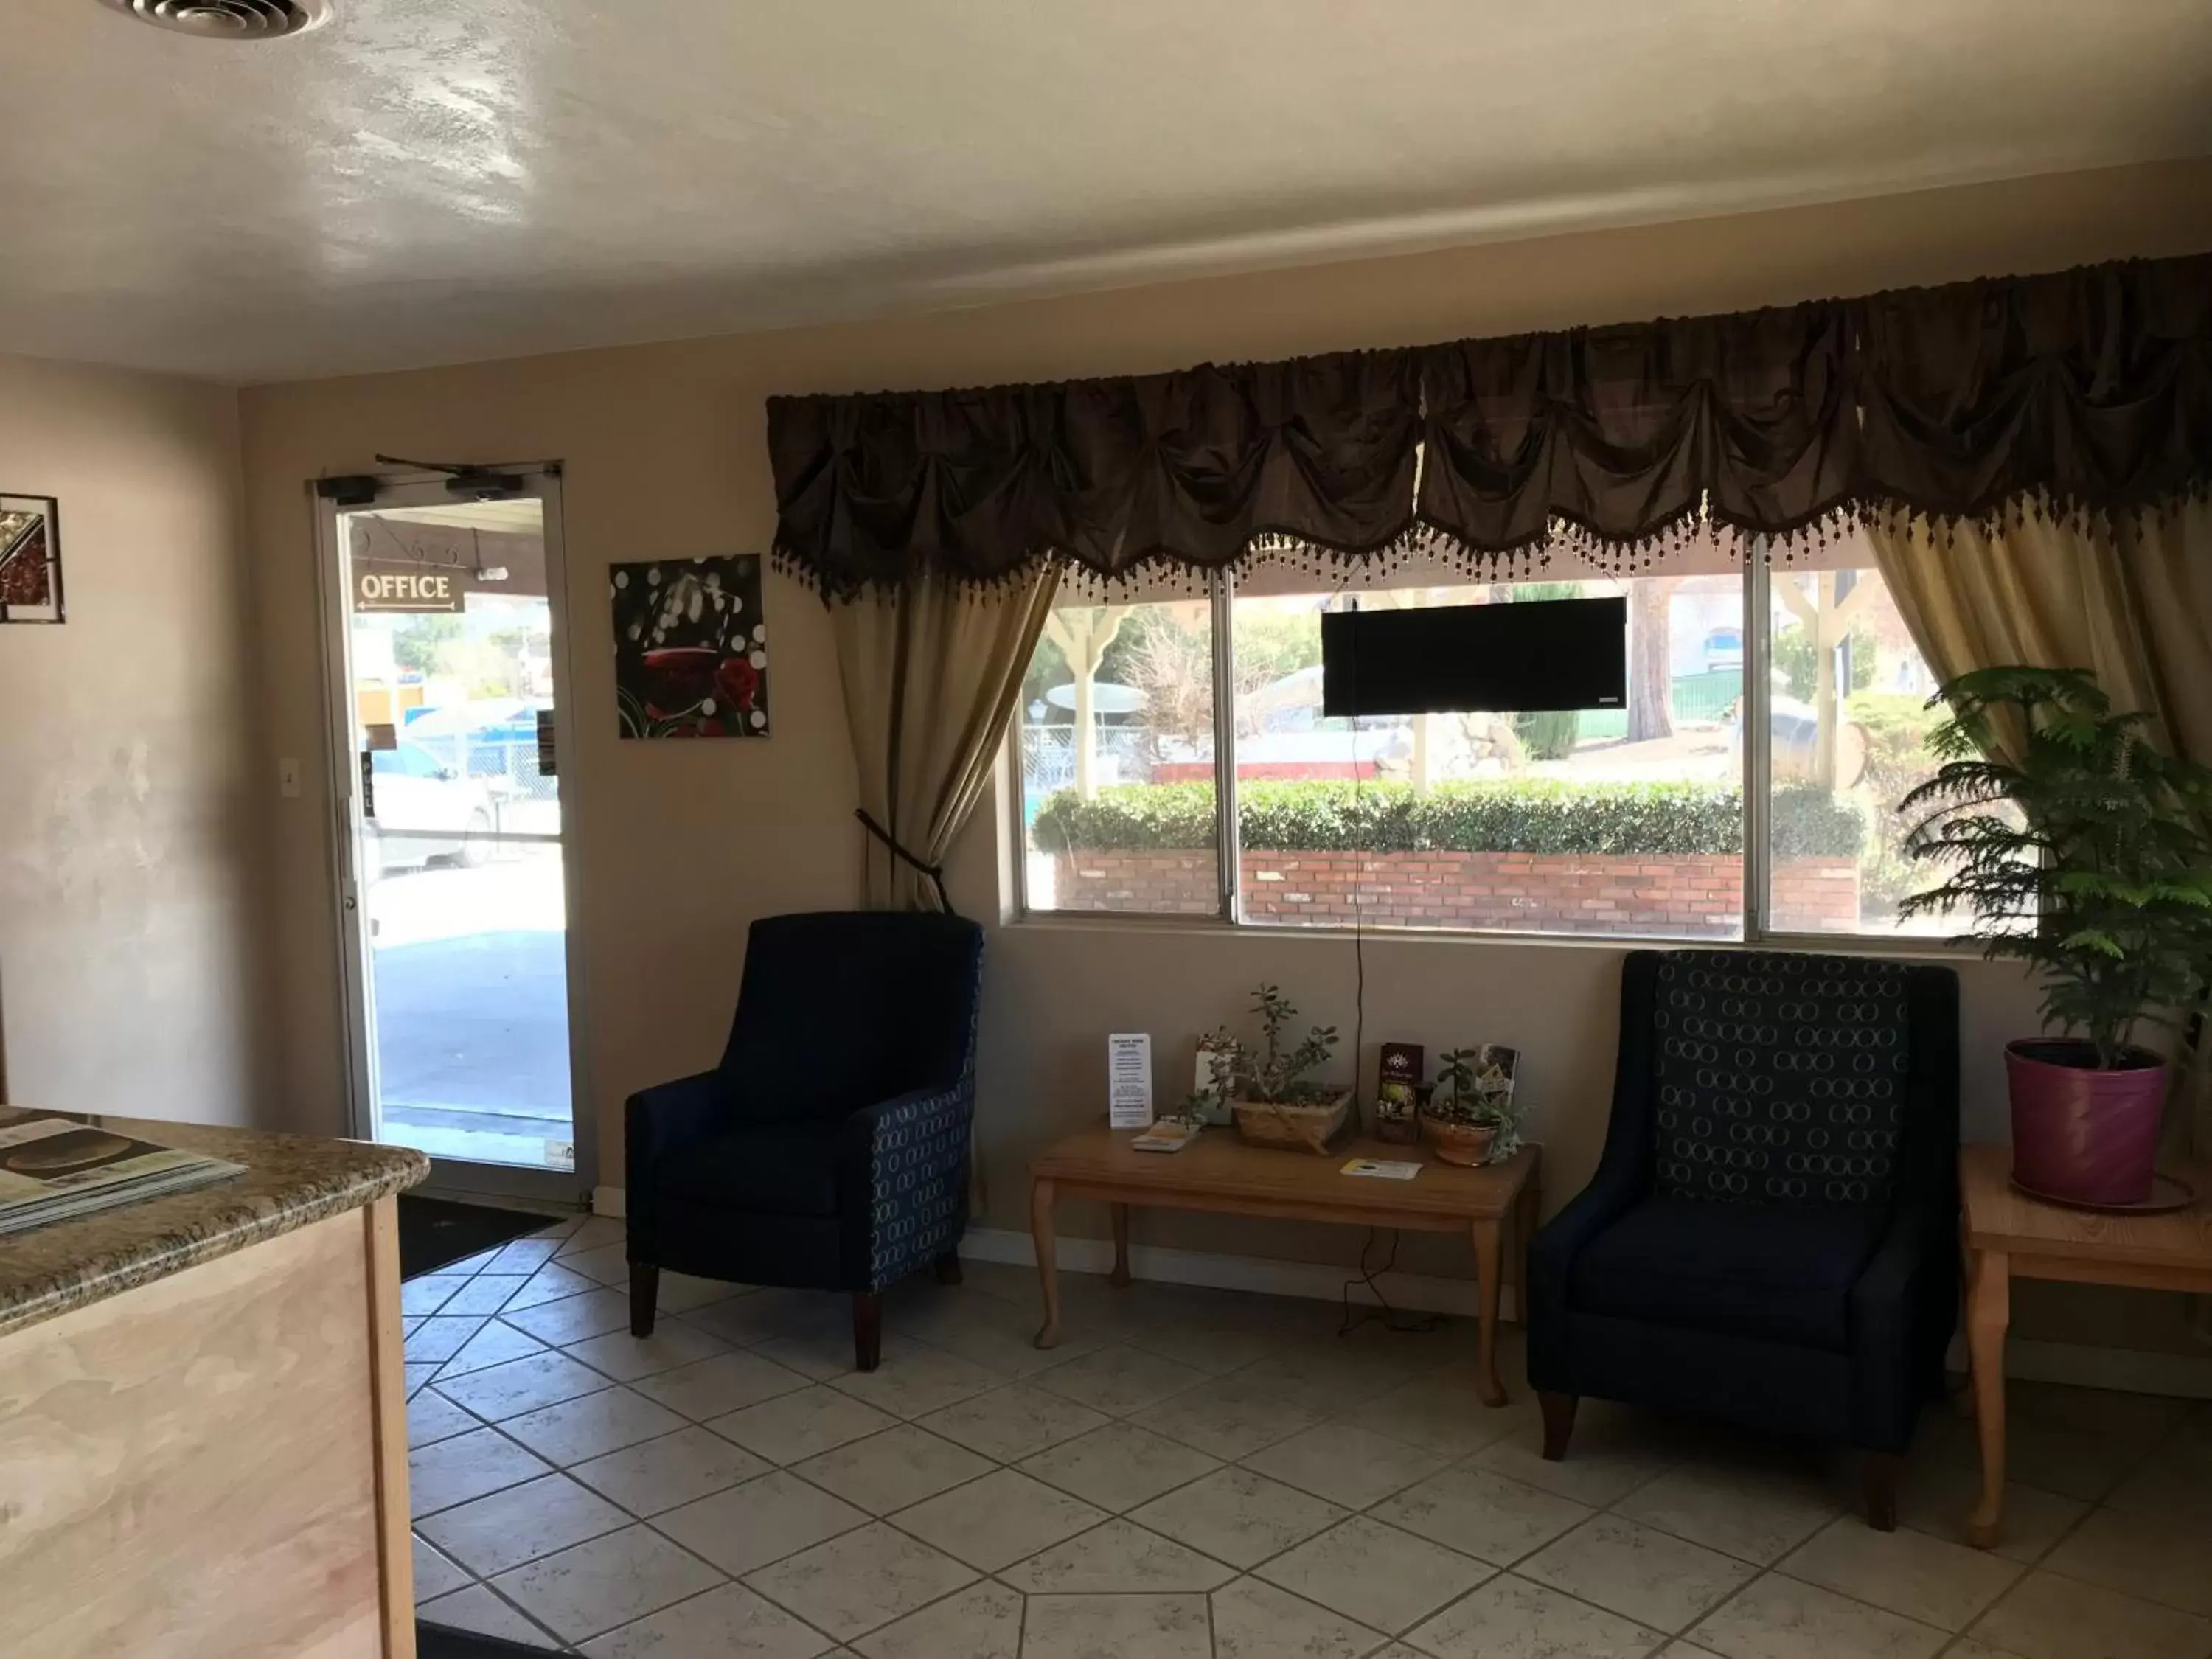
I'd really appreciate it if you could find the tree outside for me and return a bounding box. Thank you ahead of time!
[392,613,462,675]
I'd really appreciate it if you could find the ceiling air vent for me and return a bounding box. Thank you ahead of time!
[99,0,332,38]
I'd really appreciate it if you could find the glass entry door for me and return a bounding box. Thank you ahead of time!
[318,471,587,1197]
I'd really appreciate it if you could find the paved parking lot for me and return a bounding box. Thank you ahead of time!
[369,850,574,1170]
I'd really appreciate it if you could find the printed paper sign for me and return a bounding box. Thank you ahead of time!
[1108,1033,1153,1129]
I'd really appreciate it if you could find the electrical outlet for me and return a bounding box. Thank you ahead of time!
[278,758,302,799]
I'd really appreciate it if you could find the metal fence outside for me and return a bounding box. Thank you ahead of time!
[1579,667,1743,740]
[1020,724,1180,815]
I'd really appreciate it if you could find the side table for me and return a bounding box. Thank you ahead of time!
[1959,1141,2212,1548]
[1028,1128,1541,1407]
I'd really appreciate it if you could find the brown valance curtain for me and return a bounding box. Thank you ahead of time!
[769,349,1421,591]
[768,251,2212,595]
[1853,259,2212,522]
[1418,301,1857,554]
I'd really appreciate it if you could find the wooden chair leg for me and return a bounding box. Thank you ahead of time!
[935,1250,962,1286]
[629,1262,658,1338]
[853,1291,883,1372]
[1862,1450,1903,1531]
[1539,1391,1578,1461]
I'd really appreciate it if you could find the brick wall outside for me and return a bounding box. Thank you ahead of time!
[1048,847,1860,936]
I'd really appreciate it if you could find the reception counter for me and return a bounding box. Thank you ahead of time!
[0,1113,430,1659]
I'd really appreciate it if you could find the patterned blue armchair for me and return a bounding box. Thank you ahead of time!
[625,911,984,1371]
[1528,950,1960,1528]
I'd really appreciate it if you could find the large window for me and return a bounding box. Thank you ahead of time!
[1022,597,1220,914]
[1016,531,1951,942]
[1764,560,1947,935]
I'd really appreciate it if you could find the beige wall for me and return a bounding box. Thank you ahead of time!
[0,355,263,1124]
[239,161,2212,1336]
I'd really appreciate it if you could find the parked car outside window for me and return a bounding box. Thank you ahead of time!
[367,741,502,875]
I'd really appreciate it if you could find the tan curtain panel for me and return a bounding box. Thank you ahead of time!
[1862,501,2212,765]
[832,565,1061,911]
[1864,500,2212,1158]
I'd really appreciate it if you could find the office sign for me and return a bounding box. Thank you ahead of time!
[354,566,462,613]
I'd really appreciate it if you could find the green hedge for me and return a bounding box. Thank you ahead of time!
[1032,778,1865,859]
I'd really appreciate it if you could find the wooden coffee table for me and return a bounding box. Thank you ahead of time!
[1960,1142,2212,1547]
[1027,1127,1542,1406]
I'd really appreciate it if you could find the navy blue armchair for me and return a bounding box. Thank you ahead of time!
[625,911,984,1371]
[1528,950,1959,1528]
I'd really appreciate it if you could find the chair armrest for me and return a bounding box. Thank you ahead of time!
[1532,1160,1643,1273]
[1523,1157,1644,1393]
[835,1082,972,1189]
[1848,1186,1959,1452]
[1526,952,1662,1392]
[1852,1203,1943,1321]
[1854,1091,1960,1326]
[1534,947,1660,1281]
[1531,951,1660,1284]
[835,1082,973,1291]
[625,1071,731,1189]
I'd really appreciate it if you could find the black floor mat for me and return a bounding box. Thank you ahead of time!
[399,1193,563,1279]
[417,1620,558,1657]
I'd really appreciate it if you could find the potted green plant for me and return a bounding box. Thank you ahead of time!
[1899,666,2212,1206]
[1206,985,1348,1155]
[1421,1046,1523,1166]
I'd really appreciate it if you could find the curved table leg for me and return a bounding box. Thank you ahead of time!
[1514,1178,1540,1326]
[1471,1215,1508,1407]
[1031,1177,1062,1350]
[1950,1215,1977,1417]
[1965,1245,2009,1548]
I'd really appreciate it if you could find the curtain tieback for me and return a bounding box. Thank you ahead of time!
[855,809,957,917]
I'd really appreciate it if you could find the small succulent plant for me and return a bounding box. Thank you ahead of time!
[1206,984,1340,1106]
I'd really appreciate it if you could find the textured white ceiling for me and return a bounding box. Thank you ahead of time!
[3,1,2208,383]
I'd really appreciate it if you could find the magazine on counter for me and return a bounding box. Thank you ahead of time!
[0,1110,246,1237]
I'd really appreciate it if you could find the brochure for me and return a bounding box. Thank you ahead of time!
[1131,1119,1198,1153]
[0,1110,246,1237]
[1372,1042,1423,1144]
[1341,1158,1422,1180]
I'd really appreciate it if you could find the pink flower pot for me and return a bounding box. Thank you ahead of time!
[2006,1040,2167,1206]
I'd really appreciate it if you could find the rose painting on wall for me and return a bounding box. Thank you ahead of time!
[611,554,768,739]
[0,495,63,624]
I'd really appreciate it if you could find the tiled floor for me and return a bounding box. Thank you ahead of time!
[404,1216,2212,1658]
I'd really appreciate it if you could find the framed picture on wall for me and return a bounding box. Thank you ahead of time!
[611,554,769,739]
[0,495,62,624]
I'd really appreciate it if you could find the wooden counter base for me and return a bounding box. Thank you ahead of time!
[0,1197,414,1659]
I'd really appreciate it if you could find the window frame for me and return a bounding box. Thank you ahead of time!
[1742,546,1775,940]
[1012,556,1955,952]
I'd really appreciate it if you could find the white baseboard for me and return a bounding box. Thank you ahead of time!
[967,1225,2212,1399]
[1945,1332,2212,1399]
[595,1190,2211,1398]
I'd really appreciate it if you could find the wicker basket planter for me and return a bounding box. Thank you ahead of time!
[1233,1091,1353,1155]
[1419,1115,1498,1166]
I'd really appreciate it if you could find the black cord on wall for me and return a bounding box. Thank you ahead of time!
[1339,1226,1444,1336]
[1332,588,1447,1337]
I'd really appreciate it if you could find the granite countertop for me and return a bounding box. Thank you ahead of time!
[0,1110,429,1340]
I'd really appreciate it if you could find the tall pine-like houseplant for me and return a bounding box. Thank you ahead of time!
[1899,667,2212,1204]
